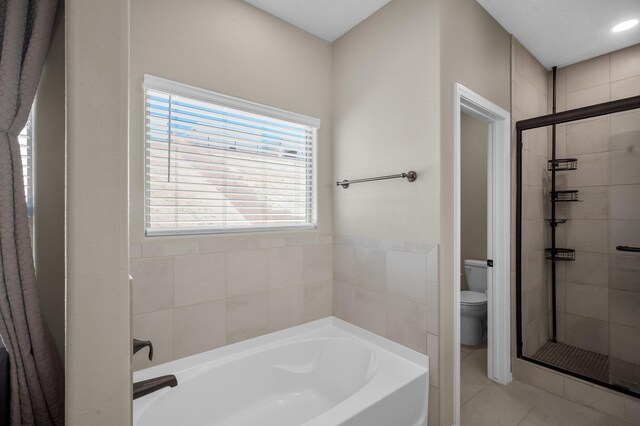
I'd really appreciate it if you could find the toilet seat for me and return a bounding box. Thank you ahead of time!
[460,290,487,305]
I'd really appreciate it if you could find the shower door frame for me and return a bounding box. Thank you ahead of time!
[515,94,640,398]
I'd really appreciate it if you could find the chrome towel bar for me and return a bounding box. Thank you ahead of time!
[337,171,417,189]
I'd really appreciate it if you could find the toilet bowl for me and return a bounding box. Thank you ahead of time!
[461,259,487,346]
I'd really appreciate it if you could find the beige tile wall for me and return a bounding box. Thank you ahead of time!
[513,42,640,419]
[554,44,640,360]
[131,232,438,413]
[132,233,438,425]
[332,235,439,426]
[515,360,640,425]
[131,235,332,371]
[512,38,551,358]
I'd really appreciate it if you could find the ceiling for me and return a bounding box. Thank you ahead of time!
[243,0,392,43]
[244,0,640,68]
[477,0,640,69]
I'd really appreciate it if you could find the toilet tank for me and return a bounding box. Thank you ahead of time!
[464,259,487,293]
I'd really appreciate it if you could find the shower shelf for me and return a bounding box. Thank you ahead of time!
[545,248,576,262]
[550,190,580,202]
[548,158,577,171]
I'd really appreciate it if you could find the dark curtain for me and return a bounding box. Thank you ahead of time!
[0,0,64,425]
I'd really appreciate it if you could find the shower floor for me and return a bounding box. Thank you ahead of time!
[532,341,640,394]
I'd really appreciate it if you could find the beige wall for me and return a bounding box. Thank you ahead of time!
[131,236,332,371]
[460,112,488,290]
[129,0,334,371]
[131,0,443,420]
[515,42,640,361]
[59,0,640,423]
[439,1,511,423]
[130,0,333,244]
[33,22,65,359]
[331,1,441,424]
[553,44,640,363]
[332,0,441,244]
[512,38,550,358]
[514,44,640,424]
[332,235,439,426]
[66,0,131,423]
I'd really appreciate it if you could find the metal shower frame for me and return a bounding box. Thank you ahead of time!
[516,94,640,398]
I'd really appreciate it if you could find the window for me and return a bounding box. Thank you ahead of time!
[18,114,33,217]
[144,75,319,236]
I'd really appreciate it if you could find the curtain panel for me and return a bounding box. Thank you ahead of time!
[0,0,64,424]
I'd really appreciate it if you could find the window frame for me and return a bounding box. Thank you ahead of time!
[143,75,320,237]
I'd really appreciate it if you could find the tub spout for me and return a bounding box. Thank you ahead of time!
[133,375,178,400]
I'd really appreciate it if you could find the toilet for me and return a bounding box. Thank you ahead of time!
[461,259,488,346]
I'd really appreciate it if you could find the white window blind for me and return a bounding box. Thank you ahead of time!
[18,115,33,217]
[144,75,319,236]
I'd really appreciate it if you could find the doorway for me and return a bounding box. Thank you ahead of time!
[453,84,511,425]
[459,111,490,409]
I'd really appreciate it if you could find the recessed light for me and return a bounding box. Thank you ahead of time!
[612,19,638,33]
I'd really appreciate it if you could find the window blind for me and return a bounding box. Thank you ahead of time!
[18,115,33,217]
[144,76,319,236]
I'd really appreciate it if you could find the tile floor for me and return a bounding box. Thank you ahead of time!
[460,345,634,425]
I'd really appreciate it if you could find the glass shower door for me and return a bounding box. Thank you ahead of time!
[606,107,640,394]
[518,104,640,398]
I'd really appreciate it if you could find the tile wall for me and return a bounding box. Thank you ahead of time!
[514,41,640,421]
[512,39,551,358]
[332,235,439,426]
[130,235,332,371]
[554,44,640,362]
[515,360,640,425]
[131,233,439,425]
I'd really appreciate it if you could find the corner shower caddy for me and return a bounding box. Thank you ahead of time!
[545,68,577,343]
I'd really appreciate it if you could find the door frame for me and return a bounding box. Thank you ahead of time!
[453,83,512,425]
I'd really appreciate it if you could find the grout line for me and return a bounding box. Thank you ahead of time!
[516,405,536,425]
[460,381,491,410]
[169,306,175,364]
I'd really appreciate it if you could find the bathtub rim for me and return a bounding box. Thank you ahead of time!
[133,316,428,383]
[133,316,429,426]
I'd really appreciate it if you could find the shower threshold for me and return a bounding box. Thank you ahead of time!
[530,341,640,396]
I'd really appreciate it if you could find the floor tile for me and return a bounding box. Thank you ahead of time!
[461,384,534,425]
[459,345,632,426]
[597,413,635,426]
[461,365,490,406]
[461,346,491,406]
[461,345,475,360]
[517,387,601,426]
[463,348,488,372]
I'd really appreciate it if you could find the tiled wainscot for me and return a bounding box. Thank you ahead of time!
[130,235,332,371]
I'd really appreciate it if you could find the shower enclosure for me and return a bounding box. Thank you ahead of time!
[516,94,640,398]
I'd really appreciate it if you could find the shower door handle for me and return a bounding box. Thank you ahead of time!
[616,245,640,253]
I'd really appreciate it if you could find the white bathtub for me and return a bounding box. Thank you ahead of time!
[133,317,429,426]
